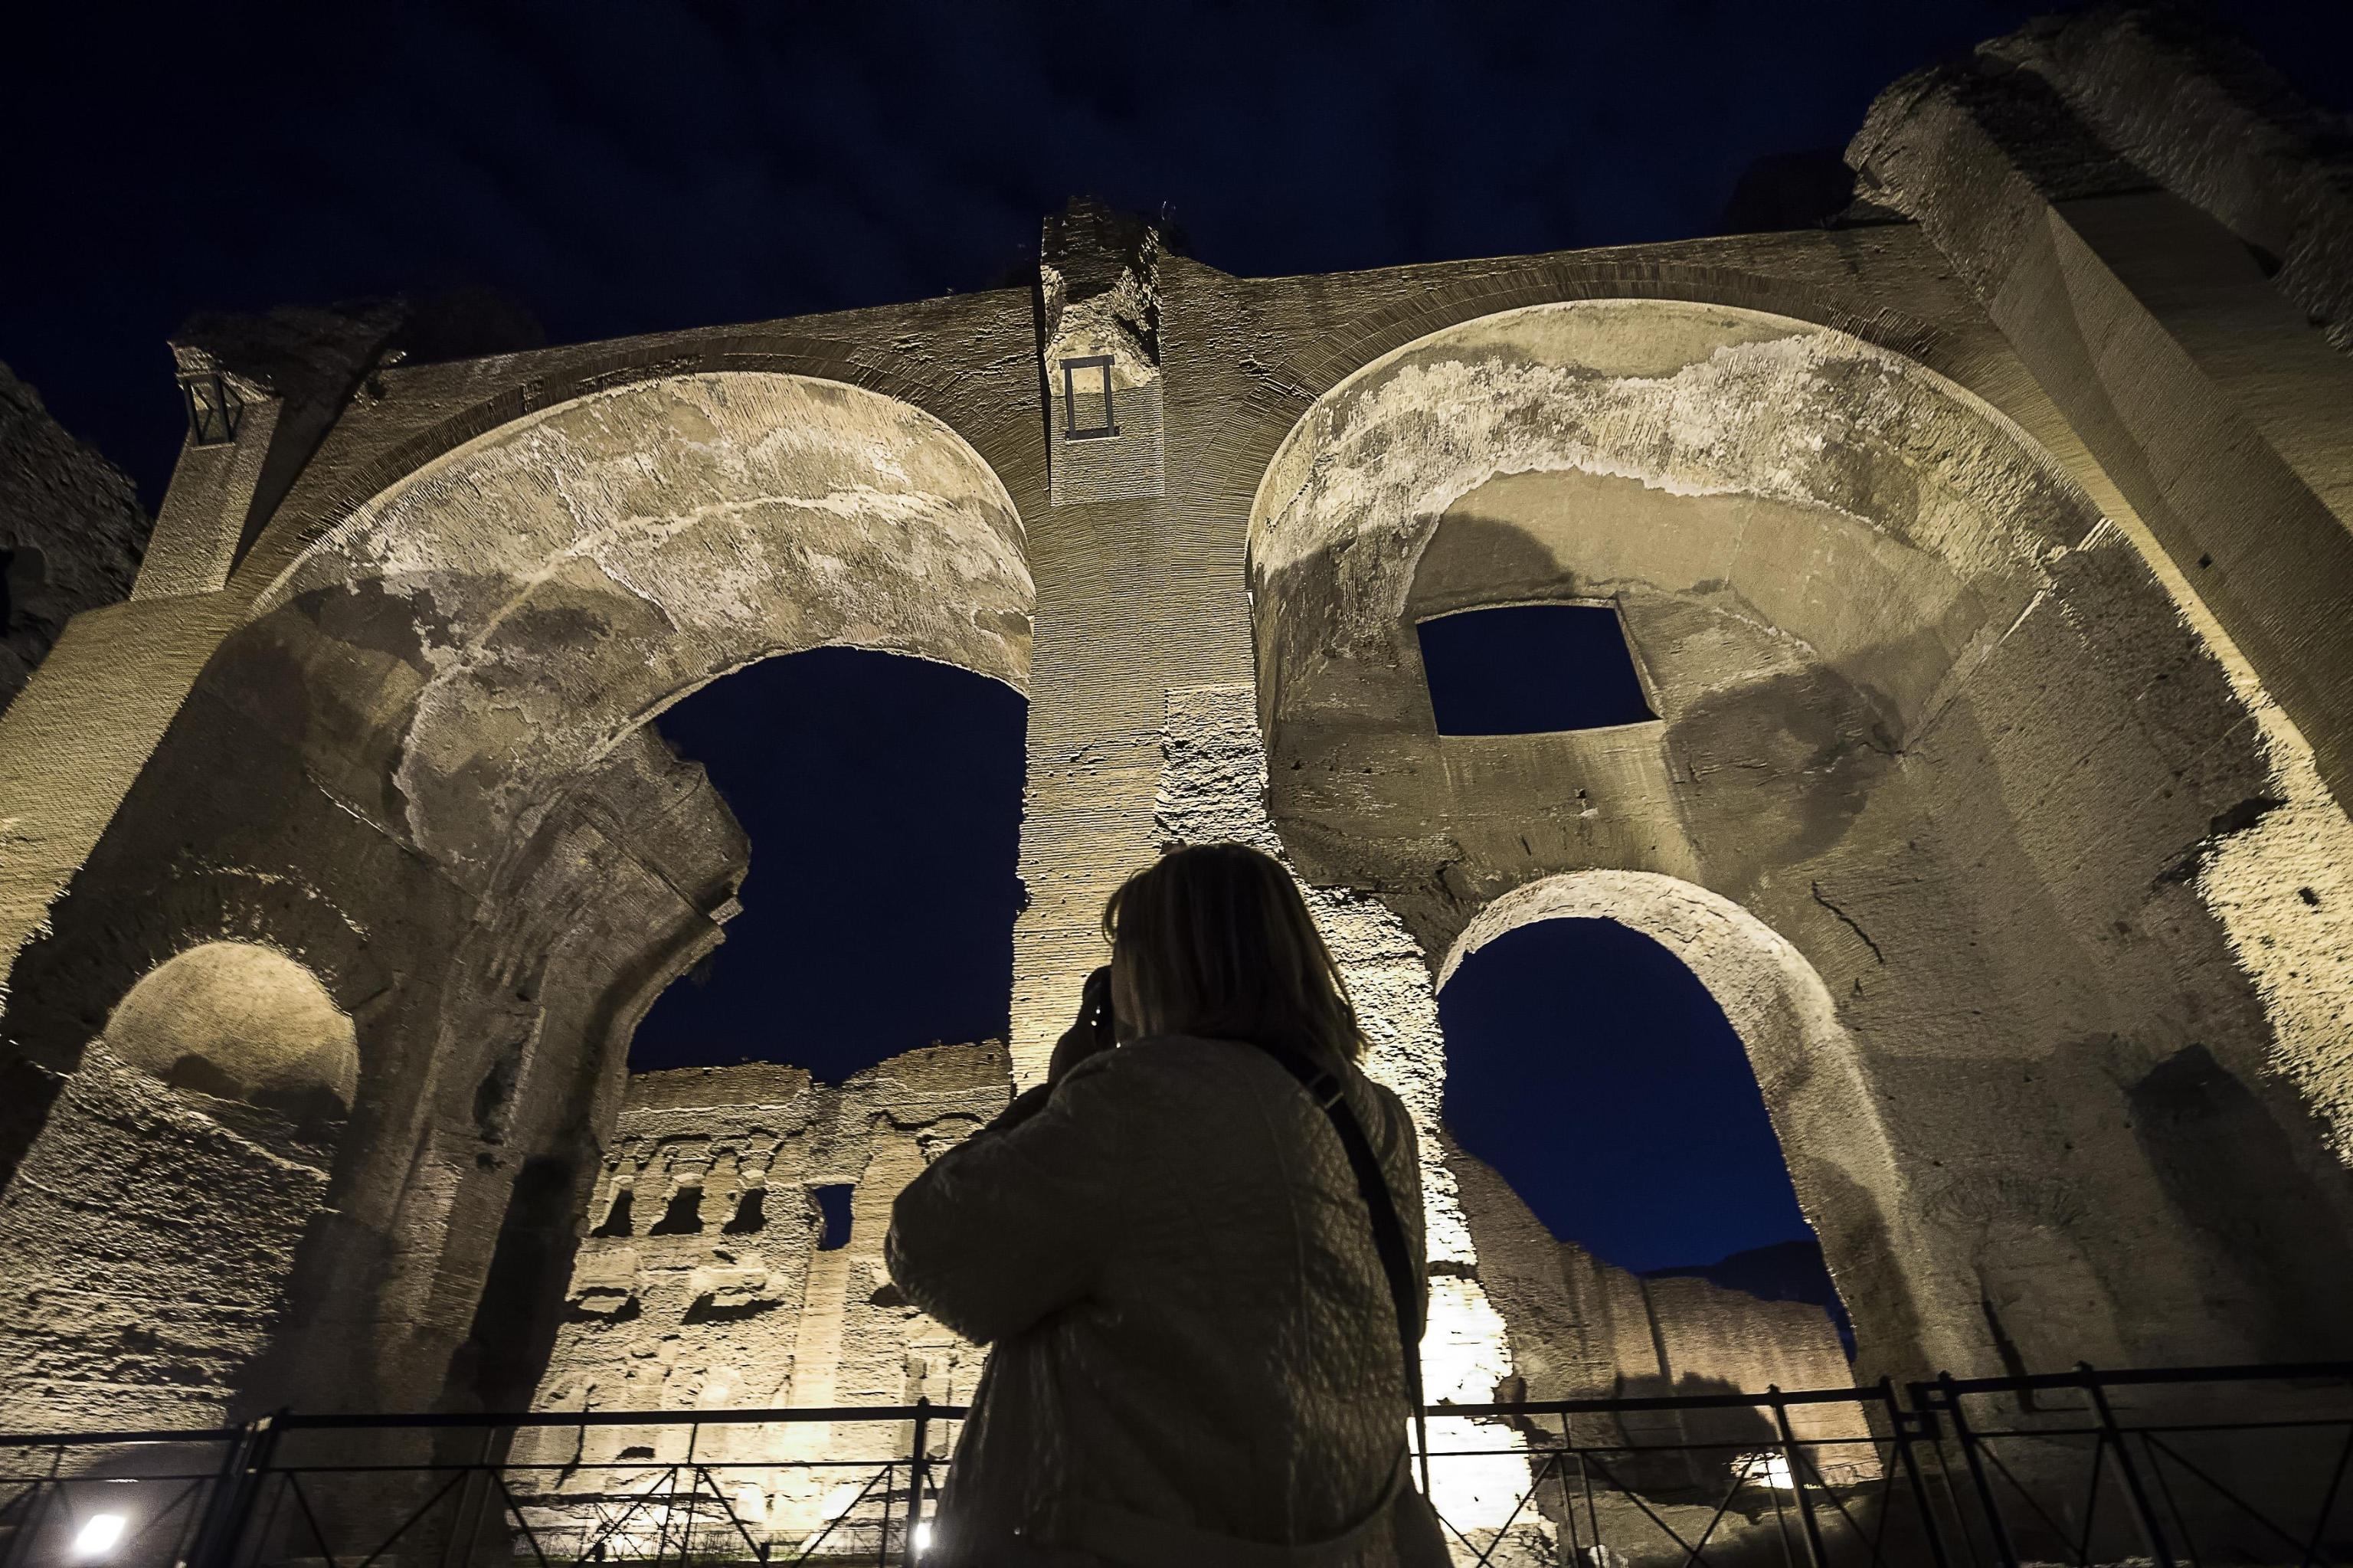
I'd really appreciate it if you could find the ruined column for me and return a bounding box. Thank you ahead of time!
[1848,9,2353,815]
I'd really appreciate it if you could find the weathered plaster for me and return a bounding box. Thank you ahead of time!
[0,1041,335,1429]
[1245,296,2353,1388]
[257,373,1032,883]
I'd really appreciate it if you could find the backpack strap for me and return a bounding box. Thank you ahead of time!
[1251,1039,1434,1495]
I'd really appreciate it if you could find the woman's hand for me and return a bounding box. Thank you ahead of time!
[1048,967,1117,1084]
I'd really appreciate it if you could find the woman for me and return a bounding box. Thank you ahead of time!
[885,842,1448,1567]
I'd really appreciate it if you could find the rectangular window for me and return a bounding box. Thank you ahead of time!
[1416,602,1657,735]
[813,1183,856,1250]
[1060,355,1118,440]
[648,1185,705,1235]
[180,373,242,446]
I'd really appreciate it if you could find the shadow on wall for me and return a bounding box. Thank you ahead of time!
[627,647,1028,1084]
[2127,1043,2353,1362]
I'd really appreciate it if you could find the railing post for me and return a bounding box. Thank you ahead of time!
[187,1414,281,1568]
[1926,1374,2021,1568]
[1880,1377,1955,1568]
[1767,1385,1831,1568]
[0,1441,65,1568]
[2078,1365,2177,1568]
[905,1397,931,1565]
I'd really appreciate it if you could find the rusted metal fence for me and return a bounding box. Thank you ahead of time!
[3,1363,2347,1566]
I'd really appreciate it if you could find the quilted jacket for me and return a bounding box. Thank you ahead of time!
[885,1033,1441,1567]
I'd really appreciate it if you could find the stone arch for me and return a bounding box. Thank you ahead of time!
[252,370,1032,885]
[3,370,1035,1417]
[1243,296,2353,1379]
[227,337,1032,602]
[1438,870,1945,1373]
[277,371,1028,1413]
[1248,297,2119,762]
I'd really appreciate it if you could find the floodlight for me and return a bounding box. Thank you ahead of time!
[912,1519,935,1553]
[72,1514,126,1558]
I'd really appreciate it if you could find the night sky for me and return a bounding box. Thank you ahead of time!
[11,0,2345,511]
[10,1,2350,1277]
[1439,918,1811,1275]
[630,650,1026,1084]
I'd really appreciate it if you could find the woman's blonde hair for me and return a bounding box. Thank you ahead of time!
[1102,842,1366,1064]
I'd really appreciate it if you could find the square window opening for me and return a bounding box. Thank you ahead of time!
[1416,602,1657,735]
[180,373,242,447]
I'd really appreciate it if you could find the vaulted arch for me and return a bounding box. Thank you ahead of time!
[1243,296,2353,1383]
[254,371,1031,882]
[2,372,1033,1419]
[1441,870,1944,1370]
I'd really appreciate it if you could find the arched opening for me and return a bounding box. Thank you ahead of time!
[1242,293,2353,1392]
[1438,872,1910,1400]
[522,647,1027,1478]
[0,368,1039,1424]
[1439,915,1853,1371]
[627,646,1026,1082]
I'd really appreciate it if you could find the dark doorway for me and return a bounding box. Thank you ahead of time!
[628,647,1026,1083]
[1439,916,1846,1328]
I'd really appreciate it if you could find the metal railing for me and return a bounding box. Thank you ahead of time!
[1917,1361,2353,1568]
[0,1426,242,1568]
[2,1363,2345,1567]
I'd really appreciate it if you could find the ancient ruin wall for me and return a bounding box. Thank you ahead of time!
[0,365,1039,1426]
[1450,1144,1852,1427]
[518,1045,1011,1546]
[0,362,147,715]
[1243,296,2353,1386]
[0,19,2349,1515]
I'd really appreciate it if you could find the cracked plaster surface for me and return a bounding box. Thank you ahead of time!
[1247,298,2351,1157]
[257,374,1033,884]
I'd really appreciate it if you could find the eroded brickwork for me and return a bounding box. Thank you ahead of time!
[0,362,146,715]
[0,1045,333,1429]
[515,1046,1010,1547]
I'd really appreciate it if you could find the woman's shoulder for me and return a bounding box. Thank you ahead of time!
[1082,1033,1262,1086]
[1352,1071,1421,1151]
[1082,1034,1346,1103]
[1111,1036,1416,1125]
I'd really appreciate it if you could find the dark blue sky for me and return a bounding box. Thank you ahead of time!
[631,650,1026,1082]
[1419,605,1656,733]
[11,1,2348,509]
[654,640,1814,1275]
[1441,918,1811,1275]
